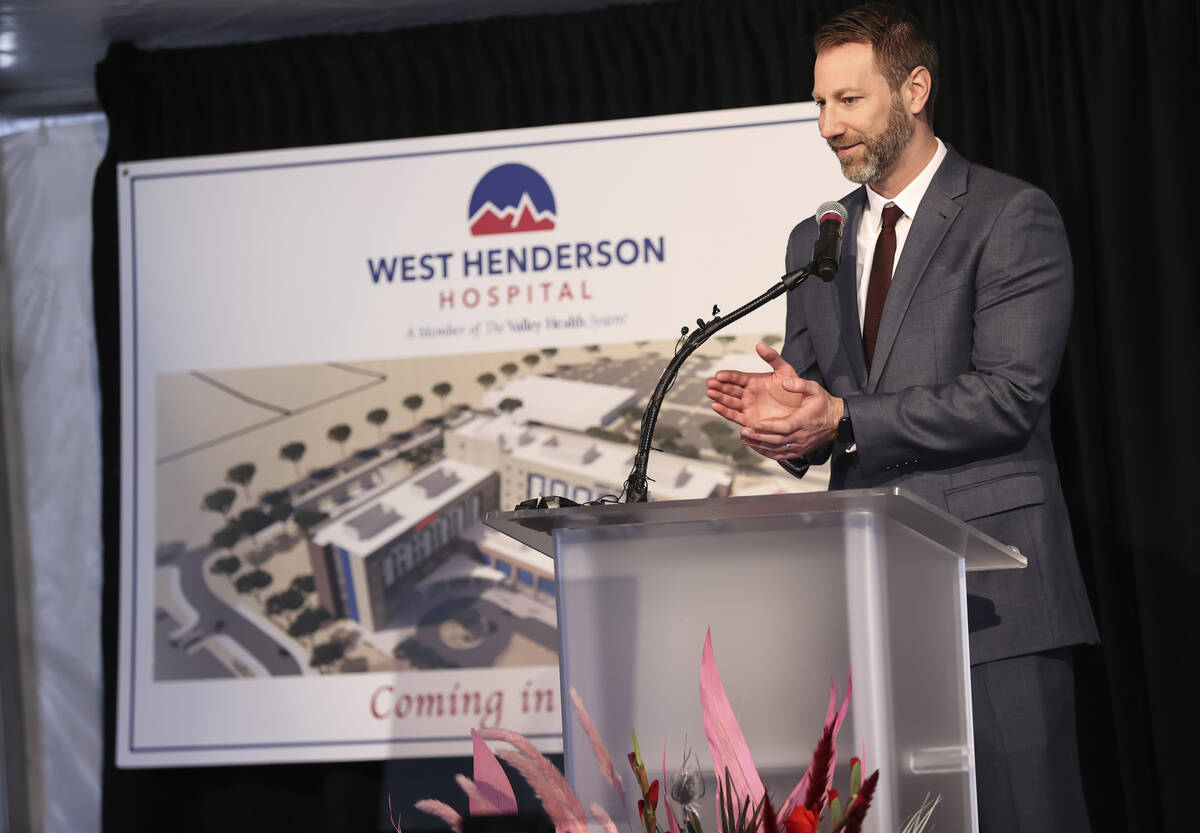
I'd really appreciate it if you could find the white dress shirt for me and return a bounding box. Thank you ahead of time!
[854,138,948,328]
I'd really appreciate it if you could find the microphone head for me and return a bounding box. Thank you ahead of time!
[810,201,847,282]
[815,200,848,227]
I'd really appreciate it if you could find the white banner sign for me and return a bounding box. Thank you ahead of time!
[117,102,847,766]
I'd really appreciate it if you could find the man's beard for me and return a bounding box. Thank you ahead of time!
[833,93,914,184]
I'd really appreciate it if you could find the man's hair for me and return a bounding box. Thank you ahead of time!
[813,3,940,122]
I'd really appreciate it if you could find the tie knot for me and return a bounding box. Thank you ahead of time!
[881,203,903,229]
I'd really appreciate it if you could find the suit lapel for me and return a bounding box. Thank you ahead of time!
[835,189,868,388]
[867,148,968,393]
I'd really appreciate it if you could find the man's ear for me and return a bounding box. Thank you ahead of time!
[905,65,932,116]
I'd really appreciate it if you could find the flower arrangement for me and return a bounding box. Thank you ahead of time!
[397,630,936,833]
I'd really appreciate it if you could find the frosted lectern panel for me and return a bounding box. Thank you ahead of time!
[484,489,1024,833]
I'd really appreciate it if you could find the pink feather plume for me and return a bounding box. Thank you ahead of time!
[480,727,588,832]
[480,727,588,826]
[569,687,627,807]
[455,775,499,815]
[415,799,463,833]
[471,729,519,815]
[590,802,623,833]
[489,748,565,825]
[699,629,766,816]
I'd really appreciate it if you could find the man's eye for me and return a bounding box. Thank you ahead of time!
[842,96,859,105]
[814,99,826,109]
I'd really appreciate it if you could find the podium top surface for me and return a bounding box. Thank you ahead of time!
[483,487,1026,571]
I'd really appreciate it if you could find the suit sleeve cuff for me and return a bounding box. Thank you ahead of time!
[778,457,810,478]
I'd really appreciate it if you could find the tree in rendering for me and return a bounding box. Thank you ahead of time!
[541,347,558,358]
[406,434,443,468]
[266,589,305,624]
[521,353,540,371]
[279,441,306,476]
[261,488,289,506]
[497,397,523,415]
[268,500,293,532]
[310,640,345,673]
[655,424,683,452]
[288,607,332,648]
[762,333,783,348]
[327,423,351,456]
[700,420,735,446]
[402,394,423,424]
[225,463,256,500]
[586,425,624,443]
[234,568,273,603]
[211,523,241,554]
[476,371,497,392]
[499,362,518,379]
[702,421,746,463]
[211,524,241,554]
[431,382,452,405]
[209,553,241,587]
[731,443,757,468]
[237,507,272,543]
[366,407,389,438]
[202,487,237,522]
[294,509,329,536]
[291,574,316,596]
[701,420,756,490]
[619,404,645,433]
[700,420,741,459]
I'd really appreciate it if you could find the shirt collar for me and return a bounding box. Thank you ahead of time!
[864,137,947,227]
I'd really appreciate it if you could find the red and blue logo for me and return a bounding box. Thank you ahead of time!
[468,163,557,236]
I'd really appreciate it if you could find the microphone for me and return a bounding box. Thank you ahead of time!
[809,201,847,282]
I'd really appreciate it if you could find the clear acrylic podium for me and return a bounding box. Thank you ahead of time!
[485,488,1026,833]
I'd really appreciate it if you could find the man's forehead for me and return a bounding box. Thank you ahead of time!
[812,41,885,93]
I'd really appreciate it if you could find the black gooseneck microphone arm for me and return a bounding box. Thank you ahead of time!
[623,264,814,503]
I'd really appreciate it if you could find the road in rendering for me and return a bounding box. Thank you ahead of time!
[156,544,302,680]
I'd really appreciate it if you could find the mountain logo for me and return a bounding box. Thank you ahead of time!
[468,163,557,236]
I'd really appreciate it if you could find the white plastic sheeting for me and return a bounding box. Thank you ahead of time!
[0,114,106,833]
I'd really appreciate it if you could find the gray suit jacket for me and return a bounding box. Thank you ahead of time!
[782,146,1098,665]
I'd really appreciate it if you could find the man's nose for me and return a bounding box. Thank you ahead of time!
[818,109,842,140]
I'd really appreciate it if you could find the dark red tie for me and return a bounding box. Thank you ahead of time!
[863,202,903,371]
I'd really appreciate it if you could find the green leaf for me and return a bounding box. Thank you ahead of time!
[735,794,750,833]
[746,797,764,833]
[722,769,737,833]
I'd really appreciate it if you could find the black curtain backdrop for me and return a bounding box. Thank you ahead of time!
[92,1,1199,831]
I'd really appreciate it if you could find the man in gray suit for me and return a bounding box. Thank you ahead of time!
[705,5,1097,831]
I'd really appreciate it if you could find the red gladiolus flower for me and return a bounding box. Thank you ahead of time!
[648,780,660,809]
[784,804,818,833]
